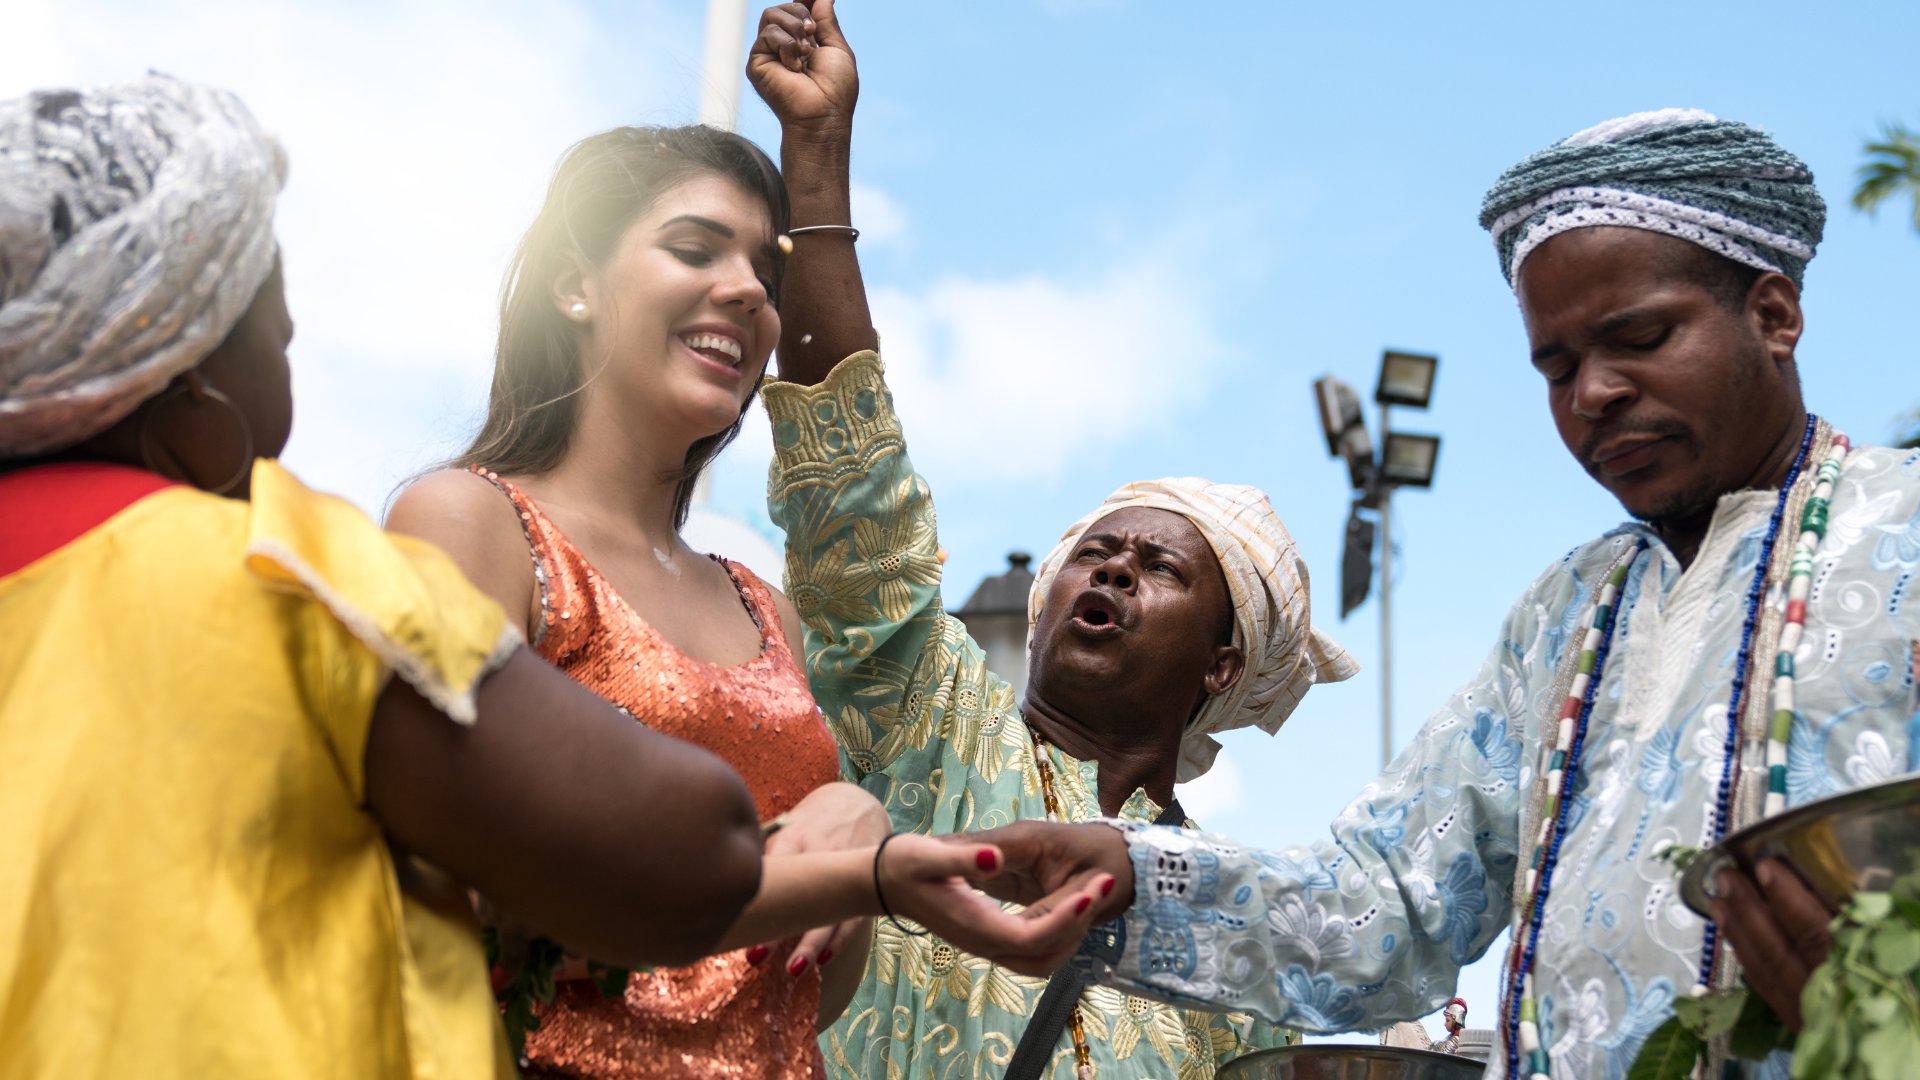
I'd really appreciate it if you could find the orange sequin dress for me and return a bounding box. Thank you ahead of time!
[476,469,838,1079]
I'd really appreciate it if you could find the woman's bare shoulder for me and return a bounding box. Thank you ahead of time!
[388,468,536,623]
[388,469,523,537]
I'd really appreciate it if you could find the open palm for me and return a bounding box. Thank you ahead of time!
[877,832,1111,976]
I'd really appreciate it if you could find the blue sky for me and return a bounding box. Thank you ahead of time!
[15,0,1917,1037]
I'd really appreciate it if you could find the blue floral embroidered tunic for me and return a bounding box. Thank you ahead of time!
[1077,425,1920,1078]
[764,353,1290,1079]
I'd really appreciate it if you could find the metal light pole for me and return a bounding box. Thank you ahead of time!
[1316,353,1442,772]
[1377,402,1394,772]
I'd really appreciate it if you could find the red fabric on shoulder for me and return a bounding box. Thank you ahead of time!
[0,462,181,577]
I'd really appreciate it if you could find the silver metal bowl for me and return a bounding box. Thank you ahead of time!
[1677,775,1920,917]
[1217,1045,1485,1080]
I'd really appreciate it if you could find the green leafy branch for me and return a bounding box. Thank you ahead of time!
[1653,843,1704,872]
[1628,864,1920,1080]
[1794,873,1920,1080]
[484,927,636,1060]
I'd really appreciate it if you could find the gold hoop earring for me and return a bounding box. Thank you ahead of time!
[139,382,255,495]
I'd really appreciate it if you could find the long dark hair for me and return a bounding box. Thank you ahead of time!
[449,125,789,528]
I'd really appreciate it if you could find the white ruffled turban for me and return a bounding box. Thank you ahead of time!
[0,73,285,457]
[1029,478,1358,782]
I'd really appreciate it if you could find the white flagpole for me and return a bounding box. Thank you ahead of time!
[697,0,749,131]
[691,0,749,511]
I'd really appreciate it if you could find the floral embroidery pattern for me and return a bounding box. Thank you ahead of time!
[1079,446,1920,1078]
[767,354,1284,1078]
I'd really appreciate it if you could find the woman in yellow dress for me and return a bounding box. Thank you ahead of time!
[0,75,1110,1078]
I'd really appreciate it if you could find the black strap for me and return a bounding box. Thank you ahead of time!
[1003,965,1087,1080]
[1003,797,1184,1080]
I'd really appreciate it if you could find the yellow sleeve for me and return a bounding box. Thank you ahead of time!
[240,461,521,794]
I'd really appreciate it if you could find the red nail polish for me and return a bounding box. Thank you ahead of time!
[788,955,809,976]
[1075,896,1091,915]
[745,945,769,966]
[818,948,834,967]
[976,849,999,872]
[1101,876,1116,897]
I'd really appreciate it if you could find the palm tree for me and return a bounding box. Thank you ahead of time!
[1853,121,1920,233]
[1859,123,1920,447]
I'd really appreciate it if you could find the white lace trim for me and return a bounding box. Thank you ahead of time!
[246,536,522,725]
[1491,186,1814,259]
[1494,185,1813,284]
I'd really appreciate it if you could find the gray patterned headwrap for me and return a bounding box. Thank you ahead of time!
[0,73,285,457]
[1479,108,1825,290]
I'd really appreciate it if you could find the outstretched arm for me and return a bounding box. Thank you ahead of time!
[367,648,764,969]
[759,780,888,1023]
[748,0,875,385]
[371,656,1108,976]
[719,832,1116,978]
[967,614,1546,1032]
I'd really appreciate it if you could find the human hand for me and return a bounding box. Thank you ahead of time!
[1712,857,1840,1031]
[954,821,1136,926]
[762,781,890,972]
[746,0,857,140]
[876,833,1116,977]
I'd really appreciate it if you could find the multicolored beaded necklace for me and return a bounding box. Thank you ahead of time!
[1027,728,1096,1080]
[1767,430,1852,818]
[1501,415,1849,1079]
[1504,543,1642,1080]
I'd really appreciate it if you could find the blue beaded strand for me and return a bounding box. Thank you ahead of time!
[1500,416,1825,1074]
[1503,542,1643,1079]
[1693,413,1816,990]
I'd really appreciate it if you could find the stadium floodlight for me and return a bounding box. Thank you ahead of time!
[1375,350,1439,409]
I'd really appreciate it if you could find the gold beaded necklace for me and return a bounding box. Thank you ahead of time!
[1027,726,1096,1080]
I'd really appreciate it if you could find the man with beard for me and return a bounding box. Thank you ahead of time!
[974,109,1920,1080]
[745,4,1356,1077]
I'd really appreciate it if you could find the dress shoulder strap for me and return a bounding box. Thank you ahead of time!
[710,556,795,667]
[466,465,586,654]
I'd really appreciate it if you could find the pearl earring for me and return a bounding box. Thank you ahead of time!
[567,301,590,322]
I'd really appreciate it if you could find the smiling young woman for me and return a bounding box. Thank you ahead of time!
[386,126,867,1078]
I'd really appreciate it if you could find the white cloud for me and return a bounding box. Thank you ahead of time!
[1174,753,1242,821]
[9,0,701,510]
[710,193,1243,545]
[12,5,1237,517]
[4,0,633,370]
[849,180,909,248]
[868,254,1234,483]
